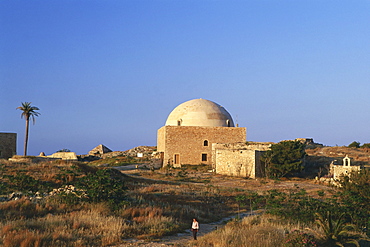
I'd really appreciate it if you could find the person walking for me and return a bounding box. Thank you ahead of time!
[191,218,199,240]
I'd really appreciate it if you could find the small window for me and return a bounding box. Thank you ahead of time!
[177,119,182,126]
[202,153,207,162]
[226,119,231,127]
[203,140,208,146]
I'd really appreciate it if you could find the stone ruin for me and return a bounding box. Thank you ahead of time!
[88,144,112,156]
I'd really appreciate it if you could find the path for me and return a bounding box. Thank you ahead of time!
[113,167,332,246]
[117,211,260,247]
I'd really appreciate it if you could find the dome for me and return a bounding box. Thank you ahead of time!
[165,99,235,127]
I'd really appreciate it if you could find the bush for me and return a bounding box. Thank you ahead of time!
[361,143,370,148]
[348,141,360,148]
[284,230,318,247]
[76,168,127,205]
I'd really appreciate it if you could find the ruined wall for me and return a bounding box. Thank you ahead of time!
[158,126,246,167]
[0,133,17,159]
[47,152,78,161]
[213,142,272,178]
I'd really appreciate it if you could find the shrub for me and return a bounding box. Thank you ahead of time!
[348,141,360,148]
[76,168,127,205]
[284,230,318,247]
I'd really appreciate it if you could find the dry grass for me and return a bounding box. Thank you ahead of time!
[194,214,320,247]
[0,159,343,246]
[0,206,123,247]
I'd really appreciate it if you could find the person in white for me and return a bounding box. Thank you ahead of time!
[191,218,199,240]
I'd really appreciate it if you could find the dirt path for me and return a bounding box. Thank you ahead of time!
[113,168,333,246]
[117,211,260,247]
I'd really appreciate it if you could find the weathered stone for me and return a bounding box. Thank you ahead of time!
[0,133,17,159]
[213,142,273,178]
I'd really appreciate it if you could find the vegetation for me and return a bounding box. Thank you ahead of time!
[57,149,71,152]
[262,140,306,178]
[347,141,370,149]
[315,211,362,247]
[0,160,236,246]
[197,214,320,247]
[89,155,147,167]
[0,156,369,246]
[361,143,370,148]
[348,141,361,148]
[16,102,40,156]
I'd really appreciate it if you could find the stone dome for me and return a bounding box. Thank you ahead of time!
[165,99,235,127]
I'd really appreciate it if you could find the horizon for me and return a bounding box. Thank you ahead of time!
[1,1,370,156]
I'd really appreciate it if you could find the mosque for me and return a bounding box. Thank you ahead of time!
[157,98,273,179]
[157,98,246,167]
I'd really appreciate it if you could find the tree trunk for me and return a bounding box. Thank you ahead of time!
[24,117,29,156]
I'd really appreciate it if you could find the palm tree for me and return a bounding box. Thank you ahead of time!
[16,102,40,156]
[315,211,363,247]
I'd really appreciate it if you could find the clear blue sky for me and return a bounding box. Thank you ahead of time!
[1,0,370,155]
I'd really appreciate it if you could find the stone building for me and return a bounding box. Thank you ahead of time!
[0,133,17,159]
[330,155,361,180]
[157,99,246,167]
[212,142,273,178]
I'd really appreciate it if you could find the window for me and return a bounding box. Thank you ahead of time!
[203,140,208,146]
[226,119,231,127]
[177,119,182,126]
[174,154,180,164]
[202,153,207,162]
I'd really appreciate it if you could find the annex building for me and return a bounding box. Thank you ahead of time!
[157,98,246,167]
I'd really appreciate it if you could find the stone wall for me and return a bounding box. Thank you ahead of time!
[213,142,272,178]
[157,126,246,167]
[0,133,17,159]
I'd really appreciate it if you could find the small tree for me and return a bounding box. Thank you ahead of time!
[16,102,40,156]
[360,143,370,148]
[348,141,360,148]
[262,140,306,178]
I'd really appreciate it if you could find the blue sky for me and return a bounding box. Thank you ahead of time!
[1,0,370,155]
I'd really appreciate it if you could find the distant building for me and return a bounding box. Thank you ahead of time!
[89,144,112,156]
[330,155,361,180]
[0,133,17,159]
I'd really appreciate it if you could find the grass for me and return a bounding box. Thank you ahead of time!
[0,160,240,246]
[1,206,123,246]
[195,214,320,247]
[0,159,367,246]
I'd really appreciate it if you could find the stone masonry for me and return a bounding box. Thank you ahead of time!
[213,142,273,178]
[0,133,17,159]
[157,126,246,167]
